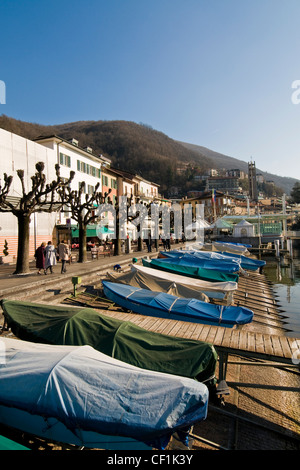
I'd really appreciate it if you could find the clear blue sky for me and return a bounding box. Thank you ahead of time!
[1,0,300,181]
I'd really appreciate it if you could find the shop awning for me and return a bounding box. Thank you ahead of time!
[71,225,114,238]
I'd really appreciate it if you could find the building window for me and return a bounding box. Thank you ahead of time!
[77,159,101,178]
[88,184,95,195]
[60,152,71,167]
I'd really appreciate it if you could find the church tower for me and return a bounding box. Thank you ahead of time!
[248,161,258,201]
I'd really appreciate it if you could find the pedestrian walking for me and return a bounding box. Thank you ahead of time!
[58,240,70,274]
[44,241,57,274]
[147,233,152,253]
[35,242,46,275]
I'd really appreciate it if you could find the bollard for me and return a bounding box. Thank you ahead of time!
[71,276,81,297]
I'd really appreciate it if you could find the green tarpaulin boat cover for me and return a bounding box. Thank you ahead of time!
[1,299,217,384]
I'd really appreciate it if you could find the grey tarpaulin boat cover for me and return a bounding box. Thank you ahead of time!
[0,338,209,448]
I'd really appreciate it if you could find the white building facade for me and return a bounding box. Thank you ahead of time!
[0,129,106,258]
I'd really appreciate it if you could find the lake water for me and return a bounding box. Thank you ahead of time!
[263,248,300,339]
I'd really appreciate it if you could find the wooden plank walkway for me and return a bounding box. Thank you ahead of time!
[64,267,300,396]
[76,268,300,370]
[98,307,299,366]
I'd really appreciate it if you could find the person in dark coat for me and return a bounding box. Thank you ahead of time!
[35,242,46,275]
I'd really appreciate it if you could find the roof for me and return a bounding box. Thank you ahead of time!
[235,219,254,226]
[34,134,111,165]
[110,167,160,187]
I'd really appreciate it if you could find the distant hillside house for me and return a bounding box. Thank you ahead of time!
[180,190,235,223]
[226,169,247,179]
[206,176,240,194]
[256,173,264,184]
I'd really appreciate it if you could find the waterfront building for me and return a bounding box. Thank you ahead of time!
[0,128,162,259]
[0,129,107,258]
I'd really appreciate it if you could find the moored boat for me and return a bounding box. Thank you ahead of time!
[157,252,240,273]
[212,241,250,255]
[0,337,209,450]
[108,263,238,302]
[142,257,239,283]
[102,281,253,328]
[160,250,265,271]
[1,298,218,384]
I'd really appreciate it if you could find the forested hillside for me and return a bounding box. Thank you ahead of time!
[0,115,211,194]
[0,114,297,195]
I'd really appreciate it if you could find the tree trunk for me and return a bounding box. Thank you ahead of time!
[78,220,87,263]
[14,213,30,274]
[113,209,121,256]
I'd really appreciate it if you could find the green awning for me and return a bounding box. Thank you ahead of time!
[71,225,98,238]
[71,224,114,238]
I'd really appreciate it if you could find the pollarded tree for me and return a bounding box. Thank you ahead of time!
[58,181,111,263]
[0,162,74,274]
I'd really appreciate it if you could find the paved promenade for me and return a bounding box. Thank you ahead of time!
[0,245,299,451]
[0,247,158,297]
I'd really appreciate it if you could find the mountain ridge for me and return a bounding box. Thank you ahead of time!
[0,114,298,195]
[178,141,298,196]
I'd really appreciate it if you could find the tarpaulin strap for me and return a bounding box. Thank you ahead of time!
[168,298,180,312]
[219,306,224,324]
[125,289,141,299]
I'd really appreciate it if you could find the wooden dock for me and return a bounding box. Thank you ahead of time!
[66,268,300,397]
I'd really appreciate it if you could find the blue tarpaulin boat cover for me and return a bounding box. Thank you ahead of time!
[214,251,266,270]
[0,338,209,448]
[102,281,253,327]
[160,250,265,271]
[156,253,240,273]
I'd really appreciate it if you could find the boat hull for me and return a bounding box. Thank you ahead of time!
[102,281,253,328]
[0,405,151,450]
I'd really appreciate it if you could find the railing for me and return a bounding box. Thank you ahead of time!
[286,230,300,238]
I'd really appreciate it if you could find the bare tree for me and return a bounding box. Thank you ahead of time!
[0,173,13,205]
[0,162,74,274]
[58,181,111,263]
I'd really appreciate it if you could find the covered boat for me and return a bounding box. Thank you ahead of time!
[108,264,237,303]
[160,250,265,271]
[212,241,250,255]
[156,252,240,273]
[1,299,217,384]
[0,337,209,450]
[142,257,239,283]
[102,281,253,328]
[212,251,266,271]
[159,250,241,268]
